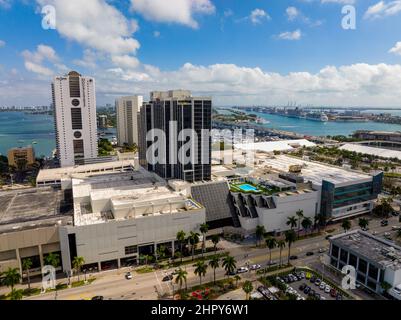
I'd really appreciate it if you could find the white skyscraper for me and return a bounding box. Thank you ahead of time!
[116,95,143,147]
[52,71,98,167]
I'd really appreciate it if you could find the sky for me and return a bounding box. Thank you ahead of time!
[0,0,401,107]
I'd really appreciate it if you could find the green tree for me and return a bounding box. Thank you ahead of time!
[174,268,188,292]
[222,255,237,277]
[296,209,304,238]
[22,258,33,290]
[255,225,266,247]
[200,223,209,258]
[176,230,186,263]
[234,275,241,287]
[301,217,313,235]
[358,218,369,230]
[188,231,200,261]
[208,255,220,284]
[284,230,297,265]
[286,216,298,230]
[265,237,277,266]
[342,219,352,233]
[193,260,207,286]
[44,252,60,268]
[9,288,23,300]
[2,268,21,292]
[242,281,253,300]
[211,234,220,254]
[72,256,85,282]
[277,240,286,267]
[381,281,392,295]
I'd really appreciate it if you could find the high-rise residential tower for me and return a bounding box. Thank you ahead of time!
[52,71,98,167]
[139,90,212,182]
[116,96,143,147]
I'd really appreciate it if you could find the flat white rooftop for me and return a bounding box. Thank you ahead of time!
[339,143,401,160]
[259,155,372,186]
[234,139,316,153]
[37,160,137,182]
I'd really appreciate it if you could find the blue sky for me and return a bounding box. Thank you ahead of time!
[0,0,401,107]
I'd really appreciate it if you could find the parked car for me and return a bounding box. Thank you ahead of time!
[125,272,133,280]
[162,274,173,282]
[306,251,314,256]
[308,289,316,297]
[315,293,321,300]
[289,255,298,260]
[315,278,321,286]
[330,288,337,297]
[236,267,249,274]
[384,232,392,239]
[392,226,401,230]
[336,293,343,300]
[381,220,389,227]
[391,211,400,217]
[304,286,311,294]
[324,285,331,293]
[299,283,307,291]
[310,276,316,283]
[319,248,327,253]
[320,282,326,290]
[91,296,104,300]
[250,264,261,271]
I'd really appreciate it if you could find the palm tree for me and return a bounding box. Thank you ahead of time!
[188,231,200,261]
[277,240,286,267]
[265,237,277,266]
[44,252,60,268]
[242,280,253,300]
[255,225,266,247]
[222,255,237,277]
[9,288,23,300]
[301,217,313,235]
[286,216,298,230]
[176,230,186,263]
[2,268,21,293]
[193,260,207,286]
[296,209,304,238]
[22,258,32,290]
[174,268,188,292]
[358,218,369,230]
[200,223,209,258]
[234,275,241,287]
[284,230,297,265]
[211,234,220,253]
[208,255,220,284]
[72,256,85,282]
[342,219,352,233]
[156,245,167,262]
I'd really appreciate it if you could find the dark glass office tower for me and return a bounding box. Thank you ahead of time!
[139,90,211,182]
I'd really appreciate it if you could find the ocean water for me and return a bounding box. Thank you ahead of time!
[245,110,401,137]
[0,112,116,157]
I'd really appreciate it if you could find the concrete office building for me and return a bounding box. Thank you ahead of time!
[7,146,35,169]
[139,90,212,182]
[116,96,143,147]
[52,71,98,167]
[98,115,108,129]
[329,230,401,299]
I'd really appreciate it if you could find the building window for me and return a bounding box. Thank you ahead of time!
[358,259,367,274]
[349,253,357,268]
[368,264,379,280]
[340,248,348,263]
[125,245,138,255]
[71,108,83,130]
[331,244,339,258]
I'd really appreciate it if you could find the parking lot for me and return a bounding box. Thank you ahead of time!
[278,271,345,301]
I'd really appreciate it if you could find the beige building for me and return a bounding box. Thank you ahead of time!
[7,146,35,169]
[116,95,143,147]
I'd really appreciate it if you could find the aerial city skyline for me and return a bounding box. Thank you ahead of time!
[1,0,401,308]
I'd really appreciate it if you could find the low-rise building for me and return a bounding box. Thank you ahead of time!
[329,230,401,299]
[7,146,35,169]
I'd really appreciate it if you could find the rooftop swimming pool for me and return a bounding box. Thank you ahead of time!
[237,184,260,192]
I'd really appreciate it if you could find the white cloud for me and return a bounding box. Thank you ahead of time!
[73,49,100,69]
[250,8,270,24]
[111,55,140,69]
[153,31,161,38]
[0,0,12,9]
[130,0,215,29]
[36,0,140,70]
[0,40,5,47]
[364,1,401,19]
[21,44,61,76]
[389,41,401,56]
[277,29,302,40]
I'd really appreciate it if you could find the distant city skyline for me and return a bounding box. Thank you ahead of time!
[0,1,401,107]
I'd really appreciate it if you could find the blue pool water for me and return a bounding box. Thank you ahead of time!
[238,184,259,192]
